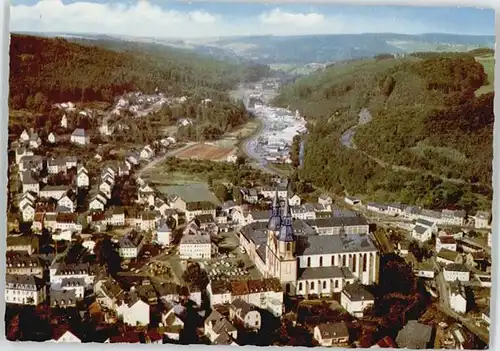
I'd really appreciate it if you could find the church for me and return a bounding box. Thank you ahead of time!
[239,191,380,297]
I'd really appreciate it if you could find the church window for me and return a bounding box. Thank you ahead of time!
[319,256,323,267]
[307,257,311,267]
[342,255,346,266]
[322,281,326,289]
[363,254,367,272]
[287,242,292,252]
[299,282,303,291]
[335,280,339,288]
[353,255,357,273]
[331,255,335,266]
[311,282,315,290]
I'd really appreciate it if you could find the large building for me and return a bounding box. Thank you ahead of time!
[239,191,379,297]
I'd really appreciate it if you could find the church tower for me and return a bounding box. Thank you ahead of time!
[276,198,298,294]
[265,190,281,278]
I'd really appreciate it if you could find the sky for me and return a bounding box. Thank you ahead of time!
[10,0,495,38]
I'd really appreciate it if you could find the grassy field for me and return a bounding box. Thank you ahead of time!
[475,54,495,96]
[142,170,206,186]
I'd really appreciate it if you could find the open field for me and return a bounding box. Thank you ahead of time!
[143,171,206,186]
[175,143,234,160]
[475,55,495,96]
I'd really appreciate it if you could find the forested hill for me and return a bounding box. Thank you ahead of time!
[9,34,271,110]
[275,51,494,212]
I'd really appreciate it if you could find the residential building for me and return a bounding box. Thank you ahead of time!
[313,322,350,347]
[22,203,35,222]
[443,263,470,282]
[436,235,457,253]
[288,194,301,207]
[77,167,89,188]
[366,203,387,214]
[116,294,150,326]
[229,299,262,330]
[441,209,466,227]
[156,220,173,246]
[473,211,491,229]
[6,253,44,277]
[48,132,57,144]
[118,231,145,259]
[21,172,39,196]
[344,196,361,206]
[140,145,155,160]
[204,311,238,345]
[411,225,433,243]
[340,281,374,317]
[70,128,90,145]
[5,274,46,305]
[61,114,68,129]
[449,281,467,314]
[179,225,211,260]
[436,249,463,265]
[7,236,39,255]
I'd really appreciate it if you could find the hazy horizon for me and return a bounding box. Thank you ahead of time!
[11,0,495,39]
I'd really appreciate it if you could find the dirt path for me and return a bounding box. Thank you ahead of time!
[137,142,196,177]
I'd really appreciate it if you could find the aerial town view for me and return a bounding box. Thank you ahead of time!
[5,1,495,348]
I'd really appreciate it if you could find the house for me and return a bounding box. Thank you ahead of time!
[99,179,114,199]
[161,305,185,340]
[22,203,36,222]
[140,145,155,160]
[70,128,90,145]
[7,236,39,255]
[61,114,68,129]
[344,196,361,206]
[48,132,57,144]
[366,203,387,214]
[77,167,89,188]
[396,320,433,349]
[473,211,491,229]
[6,253,45,277]
[185,201,217,222]
[40,185,69,200]
[179,226,211,260]
[119,231,145,259]
[411,225,433,243]
[204,311,238,344]
[49,290,76,308]
[58,190,78,213]
[47,157,67,174]
[28,132,42,149]
[449,281,467,314]
[116,294,150,326]
[291,204,316,220]
[21,172,39,196]
[441,209,466,227]
[20,129,30,143]
[288,194,301,207]
[229,299,262,329]
[207,281,232,306]
[89,194,107,212]
[386,203,405,216]
[443,263,470,282]
[313,322,350,347]
[340,281,374,318]
[61,278,86,299]
[419,209,442,224]
[436,249,463,265]
[241,188,259,204]
[414,261,435,279]
[5,274,46,305]
[126,152,140,166]
[156,219,173,246]
[95,279,124,310]
[108,207,125,226]
[436,235,457,252]
[51,327,81,343]
[397,241,410,256]
[318,194,332,206]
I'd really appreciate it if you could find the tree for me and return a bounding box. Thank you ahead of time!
[182,262,209,290]
[214,183,230,202]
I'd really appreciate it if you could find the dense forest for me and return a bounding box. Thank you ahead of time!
[274,52,494,211]
[9,34,271,111]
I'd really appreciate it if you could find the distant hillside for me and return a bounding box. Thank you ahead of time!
[9,34,271,110]
[275,52,494,212]
[20,31,495,66]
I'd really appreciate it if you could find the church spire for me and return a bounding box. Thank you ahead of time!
[267,189,282,231]
[278,197,294,242]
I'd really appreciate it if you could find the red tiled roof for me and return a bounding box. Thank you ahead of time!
[376,336,398,348]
